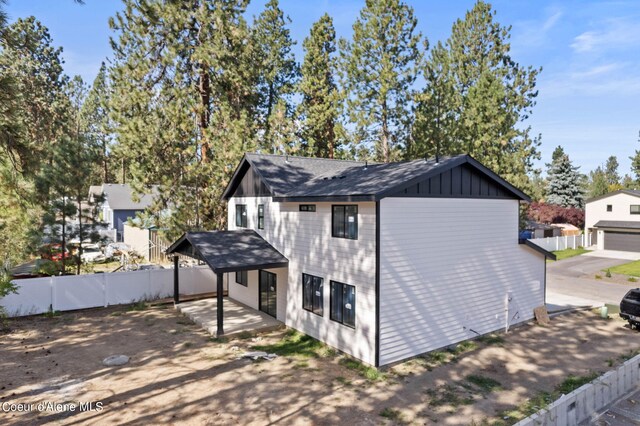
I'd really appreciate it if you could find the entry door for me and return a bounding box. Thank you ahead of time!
[259,270,277,318]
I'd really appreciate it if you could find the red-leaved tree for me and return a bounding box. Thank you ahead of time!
[527,202,585,228]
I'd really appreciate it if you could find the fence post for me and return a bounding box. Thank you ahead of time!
[556,236,559,251]
[50,276,55,312]
[103,273,108,308]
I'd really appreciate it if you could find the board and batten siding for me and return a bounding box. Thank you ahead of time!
[228,197,377,365]
[379,197,545,366]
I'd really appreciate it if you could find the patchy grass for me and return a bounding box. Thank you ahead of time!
[251,329,326,358]
[426,384,474,408]
[379,407,406,423]
[334,376,352,386]
[629,277,638,283]
[499,372,599,423]
[466,375,502,393]
[595,274,602,280]
[339,357,383,381]
[209,336,229,344]
[618,348,640,362]
[551,247,590,261]
[236,331,254,340]
[477,333,505,346]
[128,301,149,312]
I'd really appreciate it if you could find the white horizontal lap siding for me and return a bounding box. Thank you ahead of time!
[379,198,544,366]
[229,197,376,364]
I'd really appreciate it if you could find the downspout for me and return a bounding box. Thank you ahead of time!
[375,200,381,367]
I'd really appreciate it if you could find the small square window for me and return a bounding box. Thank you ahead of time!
[631,205,640,215]
[332,205,358,239]
[258,204,264,229]
[299,204,316,212]
[236,204,247,227]
[235,270,248,287]
[607,205,613,212]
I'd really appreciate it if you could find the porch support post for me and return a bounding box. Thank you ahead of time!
[173,256,180,304]
[216,272,224,336]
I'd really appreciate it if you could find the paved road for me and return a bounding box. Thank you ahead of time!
[547,255,637,306]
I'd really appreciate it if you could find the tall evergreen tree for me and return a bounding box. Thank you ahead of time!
[551,145,565,163]
[297,13,342,158]
[340,0,423,162]
[604,155,620,188]
[413,1,541,192]
[630,131,640,183]
[109,0,259,236]
[252,0,299,151]
[546,153,584,208]
[588,166,609,199]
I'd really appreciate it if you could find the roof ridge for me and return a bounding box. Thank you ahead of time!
[245,152,368,164]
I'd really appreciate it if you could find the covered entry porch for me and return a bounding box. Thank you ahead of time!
[176,297,283,338]
[166,229,289,337]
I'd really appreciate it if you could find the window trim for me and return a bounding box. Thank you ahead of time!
[257,204,265,229]
[631,205,640,215]
[236,204,247,228]
[606,204,613,212]
[329,280,355,328]
[299,204,316,212]
[235,270,248,287]
[302,273,323,316]
[331,205,358,240]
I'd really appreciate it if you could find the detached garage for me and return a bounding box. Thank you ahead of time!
[594,221,640,252]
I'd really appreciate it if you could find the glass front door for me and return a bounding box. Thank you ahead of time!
[259,270,277,318]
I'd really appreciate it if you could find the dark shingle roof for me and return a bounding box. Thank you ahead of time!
[593,220,640,230]
[222,153,529,201]
[166,229,288,273]
[93,184,158,210]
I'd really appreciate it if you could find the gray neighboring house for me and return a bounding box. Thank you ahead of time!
[585,189,640,251]
[89,184,157,242]
[168,153,553,367]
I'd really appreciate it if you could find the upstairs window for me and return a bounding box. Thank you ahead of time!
[631,205,640,215]
[332,205,358,240]
[235,270,248,287]
[299,204,316,212]
[330,281,355,328]
[236,204,247,227]
[258,204,265,229]
[302,273,323,316]
[607,205,613,212]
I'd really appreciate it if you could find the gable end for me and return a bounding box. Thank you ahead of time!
[387,163,518,199]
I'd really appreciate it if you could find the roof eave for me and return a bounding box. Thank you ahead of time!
[519,238,556,260]
[585,190,640,204]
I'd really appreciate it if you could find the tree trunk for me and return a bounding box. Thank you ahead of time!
[198,67,210,162]
[61,197,66,275]
[76,195,82,275]
[381,100,390,163]
[103,139,108,182]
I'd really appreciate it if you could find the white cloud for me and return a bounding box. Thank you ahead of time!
[512,8,563,51]
[571,18,640,53]
[569,63,621,79]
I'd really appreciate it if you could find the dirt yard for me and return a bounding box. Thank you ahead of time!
[1,304,640,425]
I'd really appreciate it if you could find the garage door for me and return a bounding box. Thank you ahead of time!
[604,231,640,252]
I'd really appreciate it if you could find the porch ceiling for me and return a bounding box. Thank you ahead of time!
[166,229,288,274]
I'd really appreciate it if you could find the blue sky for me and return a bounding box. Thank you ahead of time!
[5,0,640,177]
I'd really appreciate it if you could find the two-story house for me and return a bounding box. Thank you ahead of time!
[585,190,640,252]
[89,184,157,242]
[167,153,553,367]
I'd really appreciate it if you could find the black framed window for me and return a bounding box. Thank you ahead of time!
[235,270,248,286]
[332,205,358,239]
[299,204,316,212]
[258,204,265,229]
[607,204,612,212]
[302,273,323,316]
[236,204,247,227]
[330,281,355,328]
[631,205,640,215]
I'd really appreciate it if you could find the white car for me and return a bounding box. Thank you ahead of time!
[80,244,106,263]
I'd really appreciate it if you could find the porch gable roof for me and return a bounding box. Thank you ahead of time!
[166,229,289,273]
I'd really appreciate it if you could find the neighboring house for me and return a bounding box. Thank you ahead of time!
[123,223,174,263]
[168,153,553,367]
[525,220,562,238]
[585,190,640,251]
[89,184,157,242]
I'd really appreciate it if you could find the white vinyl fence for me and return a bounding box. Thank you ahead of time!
[528,233,592,253]
[1,265,221,317]
[515,354,640,426]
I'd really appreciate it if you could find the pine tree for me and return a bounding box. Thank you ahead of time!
[588,166,609,199]
[340,0,423,162]
[604,155,620,189]
[297,13,342,158]
[413,1,541,193]
[551,146,565,163]
[546,154,584,208]
[630,131,640,184]
[252,0,299,151]
[109,0,259,237]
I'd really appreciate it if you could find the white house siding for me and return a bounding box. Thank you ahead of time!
[379,198,545,366]
[228,197,377,365]
[585,193,640,250]
[225,267,288,322]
